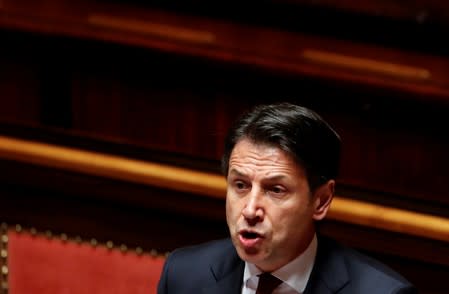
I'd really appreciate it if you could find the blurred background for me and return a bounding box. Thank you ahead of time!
[1,1,448,293]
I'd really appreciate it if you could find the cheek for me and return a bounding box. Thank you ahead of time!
[226,194,238,222]
[270,212,288,232]
[271,206,309,233]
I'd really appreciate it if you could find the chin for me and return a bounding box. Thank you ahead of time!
[236,246,265,263]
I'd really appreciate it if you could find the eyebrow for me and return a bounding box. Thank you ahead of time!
[228,169,245,178]
[228,169,288,181]
[262,175,289,182]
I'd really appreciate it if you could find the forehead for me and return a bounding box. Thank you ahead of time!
[229,139,303,176]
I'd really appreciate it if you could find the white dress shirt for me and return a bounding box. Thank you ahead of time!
[241,234,317,294]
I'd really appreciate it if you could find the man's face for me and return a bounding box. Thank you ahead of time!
[226,139,324,272]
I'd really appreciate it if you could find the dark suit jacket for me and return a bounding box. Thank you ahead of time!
[157,236,417,293]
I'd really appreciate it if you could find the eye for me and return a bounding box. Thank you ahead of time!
[233,180,249,192]
[267,185,287,197]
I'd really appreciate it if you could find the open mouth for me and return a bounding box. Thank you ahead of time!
[240,231,262,239]
[238,230,264,249]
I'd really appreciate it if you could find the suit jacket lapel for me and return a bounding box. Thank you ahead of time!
[304,236,350,294]
[202,246,244,294]
[200,237,349,294]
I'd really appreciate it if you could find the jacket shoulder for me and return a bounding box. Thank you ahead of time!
[167,238,235,265]
[158,238,242,294]
[316,237,416,293]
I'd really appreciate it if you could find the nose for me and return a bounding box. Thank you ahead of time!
[241,188,264,225]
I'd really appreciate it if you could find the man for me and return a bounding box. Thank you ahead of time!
[157,102,416,293]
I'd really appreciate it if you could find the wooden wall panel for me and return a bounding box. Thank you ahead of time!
[0,42,41,124]
[323,101,449,210]
[70,58,238,160]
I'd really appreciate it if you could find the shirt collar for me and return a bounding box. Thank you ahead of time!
[243,234,318,293]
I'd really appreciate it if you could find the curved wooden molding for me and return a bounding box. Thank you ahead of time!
[330,197,449,243]
[0,135,226,199]
[1,135,448,243]
[88,13,216,45]
[302,49,431,80]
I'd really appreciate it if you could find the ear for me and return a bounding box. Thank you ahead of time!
[312,180,335,221]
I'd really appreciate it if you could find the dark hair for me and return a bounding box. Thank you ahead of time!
[221,102,341,191]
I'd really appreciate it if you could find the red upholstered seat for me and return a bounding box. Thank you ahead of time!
[6,230,165,294]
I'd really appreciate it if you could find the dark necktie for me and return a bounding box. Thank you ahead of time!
[256,272,283,294]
